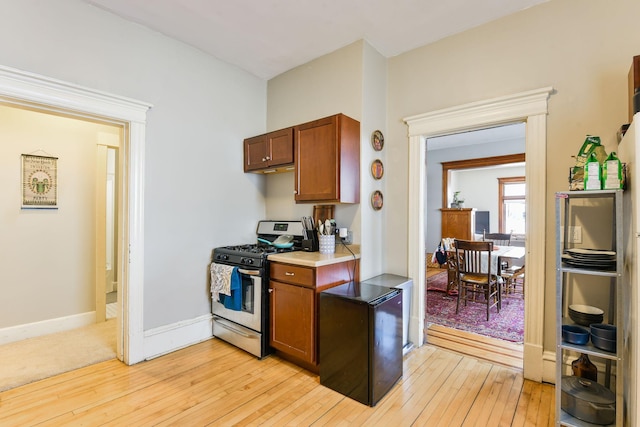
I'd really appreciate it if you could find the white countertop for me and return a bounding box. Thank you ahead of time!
[268,244,360,267]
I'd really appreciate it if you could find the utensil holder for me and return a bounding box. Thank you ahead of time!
[302,237,319,252]
[319,235,335,254]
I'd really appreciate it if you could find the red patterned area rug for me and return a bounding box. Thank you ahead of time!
[426,270,524,343]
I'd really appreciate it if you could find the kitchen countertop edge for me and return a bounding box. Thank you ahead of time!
[268,244,360,267]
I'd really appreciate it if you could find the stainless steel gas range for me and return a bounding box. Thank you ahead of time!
[210,220,305,358]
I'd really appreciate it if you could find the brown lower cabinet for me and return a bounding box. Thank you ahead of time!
[269,259,359,372]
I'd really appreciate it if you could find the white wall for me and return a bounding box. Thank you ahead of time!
[0,105,120,328]
[453,165,525,232]
[264,40,363,229]
[360,42,388,279]
[0,0,267,331]
[265,40,389,280]
[425,139,525,251]
[387,0,640,355]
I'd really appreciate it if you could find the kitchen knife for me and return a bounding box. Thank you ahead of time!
[302,217,310,239]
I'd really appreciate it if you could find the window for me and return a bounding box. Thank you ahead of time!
[499,177,525,235]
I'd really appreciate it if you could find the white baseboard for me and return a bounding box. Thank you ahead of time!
[542,349,618,386]
[0,312,96,345]
[143,314,213,360]
[542,349,557,384]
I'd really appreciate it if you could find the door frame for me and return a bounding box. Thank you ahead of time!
[404,87,553,381]
[96,144,109,323]
[96,142,120,323]
[0,65,151,364]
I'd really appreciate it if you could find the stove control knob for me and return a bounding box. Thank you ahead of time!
[242,258,254,265]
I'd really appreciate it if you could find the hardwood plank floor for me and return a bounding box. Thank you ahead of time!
[0,338,554,426]
[425,265,524,370]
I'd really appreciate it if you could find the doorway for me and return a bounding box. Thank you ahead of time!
[0,65,151,365]
[424,126,526,366]
[404,87,553,381]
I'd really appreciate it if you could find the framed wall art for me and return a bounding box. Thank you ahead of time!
[21,154,58,209]
[371,159,384,180]
[371,130,384,151]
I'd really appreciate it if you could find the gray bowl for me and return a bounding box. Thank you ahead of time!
[591,334,616,352]
[568,305,604,326]
[590,323,616,340]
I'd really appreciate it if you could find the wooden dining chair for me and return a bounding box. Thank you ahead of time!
[483,232,512,272]
[454,239,501,321]
[445,250,461,295]
[502,264,525,298]
[482,232,512,246]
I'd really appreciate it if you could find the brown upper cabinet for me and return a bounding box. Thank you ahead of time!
[243,113,360,204]
[243,127,294,173]
[294,114,360,204]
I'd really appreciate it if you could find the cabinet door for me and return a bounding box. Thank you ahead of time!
[267,128,294,167]
[244,128,294,172]
[244,134,268,172]
[441,209,473,240]
[295,116,339,202]
[270,280,315,363]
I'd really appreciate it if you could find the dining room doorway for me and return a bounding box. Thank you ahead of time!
[423,125,527,368]
[404,87,552,381]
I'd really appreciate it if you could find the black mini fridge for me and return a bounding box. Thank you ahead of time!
[319,282,403,406]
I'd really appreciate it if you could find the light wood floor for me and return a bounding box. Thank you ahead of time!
[425,266,524,370]
[0,337,554,426]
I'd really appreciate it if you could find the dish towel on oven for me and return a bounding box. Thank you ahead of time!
[210,263,242,311]
[220,268,242,311]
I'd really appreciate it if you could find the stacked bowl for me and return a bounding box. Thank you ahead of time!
[568,304,604,326]
[561,325,590,345]
[590,323,616,352]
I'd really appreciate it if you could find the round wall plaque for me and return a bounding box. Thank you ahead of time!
[371,190,383,211]
[371,130,384,151]
[371,159,384,180]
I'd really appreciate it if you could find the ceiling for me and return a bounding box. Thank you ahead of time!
[83,0,548,80]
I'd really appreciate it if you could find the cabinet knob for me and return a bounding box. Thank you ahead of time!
[262,157,267,162]
[265,156,271,161]
[268,288,273,293]
[285,272,295,276]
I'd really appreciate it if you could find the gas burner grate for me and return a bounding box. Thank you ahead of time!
[217,244,294,256]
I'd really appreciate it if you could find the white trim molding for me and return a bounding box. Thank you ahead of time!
[0,312,96,345]
[143,314,214,360]
[404,87,553,381]
[0,65,152,365]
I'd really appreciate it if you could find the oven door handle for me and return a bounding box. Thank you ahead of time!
[213,316,254,338]
[238,268,261,276]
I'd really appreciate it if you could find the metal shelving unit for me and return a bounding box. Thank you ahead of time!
[555,189,624,427]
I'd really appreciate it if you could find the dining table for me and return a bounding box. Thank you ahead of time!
[466,245,515,276]
[498,246,526,270]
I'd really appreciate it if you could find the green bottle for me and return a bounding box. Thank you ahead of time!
[603,152,623,190]
[584,152,602,190]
